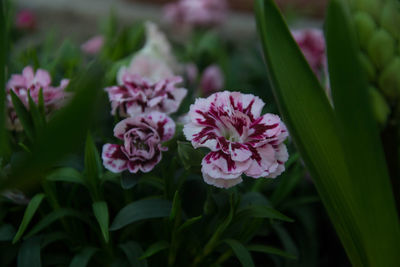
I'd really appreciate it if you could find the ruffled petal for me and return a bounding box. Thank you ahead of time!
[202,173,243,189]
[102,144,128,173]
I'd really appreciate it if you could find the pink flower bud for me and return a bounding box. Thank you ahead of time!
[81,35,104,55]
[15,9,36,30]
[200,65,224,95]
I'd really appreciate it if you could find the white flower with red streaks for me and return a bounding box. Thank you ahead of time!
[6,66,70,130]
[105,73,187,117]
[183,91,288,188]
[102,111,175,173]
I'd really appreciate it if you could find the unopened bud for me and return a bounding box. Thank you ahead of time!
[379,58,400,100]
[354,11,377,49]
[367,29,395,69]
[359,52,376,81]
[380,2,400,41]
[369,86,390,126]
[352,0,382,21]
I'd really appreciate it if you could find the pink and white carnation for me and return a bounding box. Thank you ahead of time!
[183,91,288,188]
[6,66,70,130]
[292,29,326,75]
[105,72,187,117]
[117,22,180,84]
[102,111,175,173]
[164,0,228,28]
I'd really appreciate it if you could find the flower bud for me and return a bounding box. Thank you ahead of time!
[354,11,377,49]
[380,2,400,40]
[367,29,395,69]
[352,0,382,21]
[369,86,390,126]
[359,52,376,82]
[379,58,400,100]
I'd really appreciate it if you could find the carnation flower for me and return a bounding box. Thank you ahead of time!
[102,111,175,173]
[81,35,104,55]
[164,0,228,28]
[200,64,224,95]
[105,73,187,117]
[292,29,326,75]
[183,91,288,188]
[117,22,180,84]
[6,66,70,130]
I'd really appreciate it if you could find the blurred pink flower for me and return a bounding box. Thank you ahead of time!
[6,66,70,130]
[184,63,198,85]
[200,64,224,95]
[15,9,36,30]
[81,35,104,55]
[164,0,228,28]
[102,111,175,173]
[117,22,180,84]
[292,29,326,74]
[183,91,288,188]
[105,72,187,117]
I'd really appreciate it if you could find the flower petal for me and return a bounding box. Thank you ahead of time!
[202,173,243,189]
[102,144,128,173]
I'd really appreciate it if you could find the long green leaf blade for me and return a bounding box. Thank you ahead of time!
[13,193,45,244]
[24,209,90,239]
[325,1,400,265]
[17,237,42,267]
[69,247,98,267]
[254,0,370,265]
[92,201,109,243]
[223,239,255,267]
[110,199,172,231]
[10,90,35,141]
[0,0,9,156]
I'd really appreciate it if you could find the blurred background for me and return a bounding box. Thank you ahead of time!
[13,0,327,42]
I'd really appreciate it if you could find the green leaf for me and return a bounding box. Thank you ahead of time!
[84,133,102,199]
[38,88,45,115]
[169,191,181,222]
[69,247,98,267]
[10,90,35,141]
[0,0,9,156]
[110,199,172,231]
[0,224,15,241]
[13,193,45,244]
[120,172,139,190]
[236,205,293,222]
[28,91,45,135]
[139,241,169,260]
[119,241,147,267]
[177,216,202,232]
[177,141,207,170]
[326,1,400,265]
[24,209,90,239]
[17,236,42,267]
[46,167,84,185]
[223,239,255,267]
[248,244,297,260]
[254,0,400,265]
[92,201,109,243]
